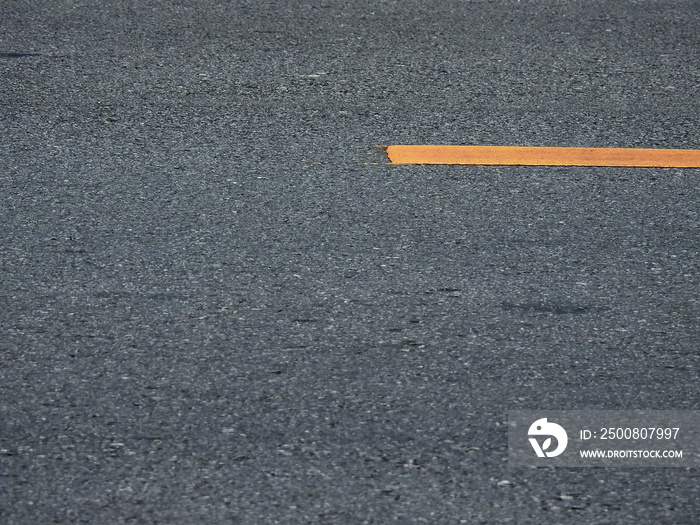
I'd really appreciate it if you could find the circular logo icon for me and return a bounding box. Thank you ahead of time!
[528,418,568,457]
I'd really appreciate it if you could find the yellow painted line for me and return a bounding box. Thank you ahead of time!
[385,145,700,167]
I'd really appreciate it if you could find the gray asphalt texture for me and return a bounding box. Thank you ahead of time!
[2,0,700,523]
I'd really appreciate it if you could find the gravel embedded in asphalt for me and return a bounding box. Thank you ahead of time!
[1,1,700,522]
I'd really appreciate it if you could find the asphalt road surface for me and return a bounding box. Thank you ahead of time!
[2,1,700,523]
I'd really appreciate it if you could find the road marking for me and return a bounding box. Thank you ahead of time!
[385,145,700,167]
